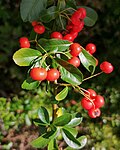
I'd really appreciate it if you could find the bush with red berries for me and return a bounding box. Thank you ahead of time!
[12,0,114,149]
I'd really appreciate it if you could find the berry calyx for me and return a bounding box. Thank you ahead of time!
[81,97,93,110]
[68,56,80,67]
[34,24,45,34]
[46,69,60,81]
[94,95,105,108]
[70,43,82,56]
[85,43,96,54]
[100,61,114,74]
[30,68,47,81]
[85,89,97,99]
[88,108,101,118]
[19,37,30,48]
[50,32,63,39]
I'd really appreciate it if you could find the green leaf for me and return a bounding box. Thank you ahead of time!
[79,6,98,27]
[13,48,41,66]
[55,87,68,101]
[31,128,57,148]
[67,117,83,127]
[55,57,83,85]
[65,136,87,150]
[48,139,58,150]
[77,136,87,149]
[63,126,78,137]
[33,119,48,126]
[20,0,47,22]
[62,128,81,149]
[66,0,77,9]
[21,77,40,90]
[38,106,50,124]
[79,48,96,74]
[53,113,71,126]
[38,39,71,52]
[40,6,59,23]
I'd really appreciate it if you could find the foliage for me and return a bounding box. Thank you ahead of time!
[0,0,120,149]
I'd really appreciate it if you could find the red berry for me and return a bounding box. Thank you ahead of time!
[71,12,82,25]
[30,67,47,81]
[100,61,114,74]
[88,108,101,118]
[72,21,84,32]
[85,43,96,54]
[68,57,80,67]
[94,95,105,108]
[85,89,97,99]
[63,34,73,42]
[70,31,78,40]
[46,69,60,81]
[34,24,45,34]
[70,43,82,56]
[31,21,38,26]
[81,97,93,110]
[50,31,63,39]
[77,8,86,19]
[19,37,30,48]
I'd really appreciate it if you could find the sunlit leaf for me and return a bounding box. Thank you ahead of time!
[55,57,83,85]
[55,87,68,101]
[21,77,40,90]
[53,113,71,126]
[13,48,41,66]
[79,48,96,74]
[38,106,50,124]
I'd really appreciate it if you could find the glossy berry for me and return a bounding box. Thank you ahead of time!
[85,89,97,99]
[70,43,82,56]
[88,108,101,118]
[31,21,38,26]
[19,37,30,48]
[71,12,81,25]
[63,34,73,42]
[50,32,63,39]
[77,8,86,19]
[34,24,45,34]
[94,95,105,108]
[30,68,47,81]
[81,97,93,110]
[46,69,60,81]
[70,31,78,40]
[68,57,80,67]
[85,43,96,54]
[100,61,114,74]
[72,21,84,32]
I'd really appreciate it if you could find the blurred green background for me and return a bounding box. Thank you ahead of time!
[0,0,120,149]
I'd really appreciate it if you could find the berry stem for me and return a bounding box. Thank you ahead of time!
[83,72,103,82]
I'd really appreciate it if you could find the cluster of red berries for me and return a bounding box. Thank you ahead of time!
[64,8,86,42]
[32,21,45,34]
[30,68,60,82]
[68,43,82,67]
[50,8,86,42]
[19,21,45,49]
[81,89,104,118]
